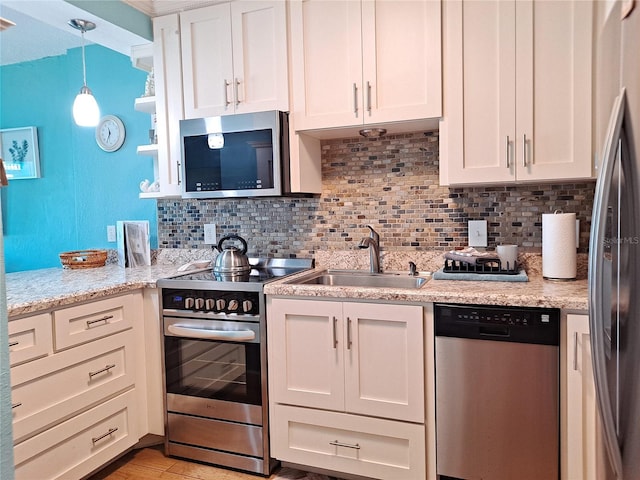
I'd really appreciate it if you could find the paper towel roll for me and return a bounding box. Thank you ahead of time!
[542,212,577,280]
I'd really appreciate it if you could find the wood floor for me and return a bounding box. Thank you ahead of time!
[87,445,335,480]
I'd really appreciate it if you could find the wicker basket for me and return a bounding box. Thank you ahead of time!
[59,249,108,269]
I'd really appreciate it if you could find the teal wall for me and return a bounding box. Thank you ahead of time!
[0,45,158,272]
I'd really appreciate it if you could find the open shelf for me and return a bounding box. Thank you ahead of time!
[134,96,156,114]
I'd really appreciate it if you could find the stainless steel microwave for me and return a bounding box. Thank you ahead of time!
[180,110,291,199]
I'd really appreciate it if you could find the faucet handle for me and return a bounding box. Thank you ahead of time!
[409,261,417,276]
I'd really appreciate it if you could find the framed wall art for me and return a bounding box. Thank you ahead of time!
[0,126,41,180]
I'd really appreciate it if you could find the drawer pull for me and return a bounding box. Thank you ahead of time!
[12,402,22,409]
[92,427,118,444]
[9,340,19,347]
[89,364,116,379]
[329,440,360,450]
[86,315,114,328]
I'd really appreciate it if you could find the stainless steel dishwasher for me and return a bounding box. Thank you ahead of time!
[434,303,560,480]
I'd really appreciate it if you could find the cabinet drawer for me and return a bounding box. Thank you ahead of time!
[14,389,138,480]
[272,404,425,480]
[11,330,135,443]
[53,294,135,350]
[8,313,53,366]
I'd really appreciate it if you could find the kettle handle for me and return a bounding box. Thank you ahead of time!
[217,234,248,255]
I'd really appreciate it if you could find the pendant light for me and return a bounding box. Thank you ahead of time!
[69,19,100,127]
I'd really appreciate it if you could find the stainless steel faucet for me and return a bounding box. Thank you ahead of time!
[358,225,381,273]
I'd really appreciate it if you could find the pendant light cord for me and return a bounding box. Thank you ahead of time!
[80,29,87,87]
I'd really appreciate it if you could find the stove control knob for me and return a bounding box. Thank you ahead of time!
[205,299,215,310]
[216,299,226,311]
[228,299,239,311]
[195,298,205,309]
[185,297,195,309]
[242,300,253,313]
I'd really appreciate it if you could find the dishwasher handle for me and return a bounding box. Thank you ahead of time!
[479,325,510,337]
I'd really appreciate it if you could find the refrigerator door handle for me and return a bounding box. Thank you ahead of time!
[589,88,626,480]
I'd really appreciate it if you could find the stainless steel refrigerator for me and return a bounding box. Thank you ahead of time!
[589,1,640,479]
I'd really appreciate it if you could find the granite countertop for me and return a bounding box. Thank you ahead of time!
[5,249,589,318]
[264,268,589,311]
[264,250,590,311]
[6,263,182,318]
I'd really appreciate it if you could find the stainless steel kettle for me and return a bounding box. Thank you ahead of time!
[213,234,251,274]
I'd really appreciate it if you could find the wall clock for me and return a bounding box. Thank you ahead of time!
[96,115,126,152]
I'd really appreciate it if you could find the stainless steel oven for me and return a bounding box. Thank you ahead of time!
[157,258,313,476]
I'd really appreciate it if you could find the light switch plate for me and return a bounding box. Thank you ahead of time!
[204,223,217,244]
[468,220,488,247]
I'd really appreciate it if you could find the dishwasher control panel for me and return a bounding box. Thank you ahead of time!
[434,303,560,345]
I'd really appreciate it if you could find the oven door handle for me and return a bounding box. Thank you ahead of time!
[167,324,256,341]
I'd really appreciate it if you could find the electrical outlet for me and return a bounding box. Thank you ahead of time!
[468,220,488,247]
[107,225,117,242]
[204,223,217,244]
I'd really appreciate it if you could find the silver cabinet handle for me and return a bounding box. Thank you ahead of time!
[347,317,352,350]
[12,402,22,409]
[9,340,18,347]
[522,133,527,167]
[92,427,118,444]
[506,136,511,168]
[329,440,360,450]
[332,316,338,349]
[573,331,579,371]
[224,80,231,108]
[88,364,116,379]
[86,315,113,328]
[366,81,372,114]
[353,83,358,116]
[234,78,241,106]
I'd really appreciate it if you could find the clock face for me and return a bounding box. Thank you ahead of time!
[96,115,126,152]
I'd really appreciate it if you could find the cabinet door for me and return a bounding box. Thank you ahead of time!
[515,1,593,182]
[343,303,424,423]
[441,0,593,186]
[181,4,233,118]
[439,0,516,185]
[362,0,441,125]
[231,1,288,114]
[564,314,605,480]
[289,0,363,130]
[268,298,345,410]
[153,14,183,197]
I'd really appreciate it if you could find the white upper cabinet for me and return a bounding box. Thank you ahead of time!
[152,13,183,197]
[440,0,594,185]
[181,1,288,119]
[289,0,441,131]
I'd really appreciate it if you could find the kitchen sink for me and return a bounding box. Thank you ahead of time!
[287,270,431,289]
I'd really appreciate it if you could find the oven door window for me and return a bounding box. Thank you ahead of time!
[164,337,262,405]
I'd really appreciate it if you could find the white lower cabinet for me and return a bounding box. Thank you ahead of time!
[13,390,138,480]
[272,404,425,480]
[9,293,145,479]
[267,297,426,479]
[563,314,607,480]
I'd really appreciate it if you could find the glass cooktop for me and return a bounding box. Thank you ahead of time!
[164,258,314,285]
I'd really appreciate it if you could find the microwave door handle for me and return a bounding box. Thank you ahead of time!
[167,324,255,341]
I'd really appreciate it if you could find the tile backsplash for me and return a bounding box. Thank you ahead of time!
[157,131,595,256]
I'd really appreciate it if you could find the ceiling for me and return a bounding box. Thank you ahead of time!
[121,0,223,17]
[0,0,152,67]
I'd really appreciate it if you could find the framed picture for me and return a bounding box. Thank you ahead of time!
[0,126,41,180]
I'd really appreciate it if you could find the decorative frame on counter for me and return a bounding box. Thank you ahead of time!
[0,126,41,180]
